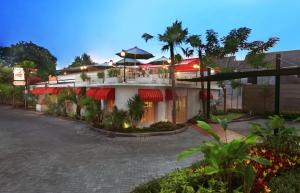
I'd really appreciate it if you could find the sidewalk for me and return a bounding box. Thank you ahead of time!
[190,123,244,142]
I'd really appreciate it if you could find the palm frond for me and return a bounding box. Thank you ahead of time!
[141,33,154,42]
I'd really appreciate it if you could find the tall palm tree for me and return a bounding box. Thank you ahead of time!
[185,35,206,115]
[18,60,36,109]
[185,30,220,117]
[142,20,188,124]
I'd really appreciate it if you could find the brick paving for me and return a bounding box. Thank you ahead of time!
[0,105,207,193]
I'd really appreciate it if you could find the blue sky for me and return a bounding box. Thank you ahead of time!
[1,0,300,69]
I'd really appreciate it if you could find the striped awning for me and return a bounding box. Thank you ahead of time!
[165,88,178,100]
[138,89,163,102]
[94,88,115,101]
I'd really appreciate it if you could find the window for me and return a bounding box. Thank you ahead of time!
[176,96,187,123]
[141,102,156,124]
[106,99,115,113]
[248,77,257,84]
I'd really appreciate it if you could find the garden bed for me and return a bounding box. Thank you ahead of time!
[131,116,300,193]
[91,121,187,137]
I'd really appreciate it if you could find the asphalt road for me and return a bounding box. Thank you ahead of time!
[0,105,206,193]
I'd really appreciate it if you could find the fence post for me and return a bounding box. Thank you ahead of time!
[275,54,281,115]
[274,54,281,135]
[206,68,211,120]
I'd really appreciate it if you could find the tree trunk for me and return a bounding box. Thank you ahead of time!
[24,73,28,109]
[198,49,206,116]
[222,84,227,113]
[170,44,176,125]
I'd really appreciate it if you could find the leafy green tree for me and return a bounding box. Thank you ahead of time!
[142,20,188,124]
[128,95,144,128]
[0,41,57,80]
[69,53,95,68]
[0,65,13,83]
[245,37,279,69]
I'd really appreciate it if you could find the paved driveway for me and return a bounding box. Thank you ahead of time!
[0,106,206,193]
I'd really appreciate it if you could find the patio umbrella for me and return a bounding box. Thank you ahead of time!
[116,58,142,66]
[148,56,169,65]
[116,46,154,82]
[116,46,154,60]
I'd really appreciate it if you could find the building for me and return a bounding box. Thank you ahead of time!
[31,59,220,126]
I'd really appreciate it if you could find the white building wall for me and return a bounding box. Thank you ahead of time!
[115,87,138,110]
[187,88,201,120]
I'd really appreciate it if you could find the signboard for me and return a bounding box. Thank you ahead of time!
[13,67,25,81]
[13,81,26,86]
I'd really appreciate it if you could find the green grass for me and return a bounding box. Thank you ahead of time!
[212,112,245,122]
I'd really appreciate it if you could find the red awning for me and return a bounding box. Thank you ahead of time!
[165,88,178,100]
[86,88,98,98]
[94,88,115,101]
[175,58,207,72]
[74,88,81,95]
[138,89,163,102]
[31,87,46,95]
[199,89,213,100]
[44,87,61,95]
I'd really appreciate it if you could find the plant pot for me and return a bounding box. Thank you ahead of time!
[136,77,153,84]
[104,77,120,83]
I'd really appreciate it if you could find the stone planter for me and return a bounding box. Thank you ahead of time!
[104,77,120,83]
[136,77,153,84]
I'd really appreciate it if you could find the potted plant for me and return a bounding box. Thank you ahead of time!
[105,68,120,83]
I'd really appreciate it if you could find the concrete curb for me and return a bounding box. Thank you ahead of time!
[90,125,188,137]
[32,111,189,138]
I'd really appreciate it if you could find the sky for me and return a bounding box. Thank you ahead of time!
[1,0,300,69]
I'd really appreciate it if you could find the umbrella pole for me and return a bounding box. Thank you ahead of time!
[123,58,126,82]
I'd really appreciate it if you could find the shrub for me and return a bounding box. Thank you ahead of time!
[150,121,179,131]
[97,72,104,79]
[178,119,270,193]
[81,96,104,124]
[80,72,90,81]
[268,167,300,193]
[107,68,120,77]
[104,106,128,130]
[128,95,144,128]
[251,115,300,155]
[130,178,162,193]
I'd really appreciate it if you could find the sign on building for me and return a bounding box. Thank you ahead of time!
[13,67,25,81]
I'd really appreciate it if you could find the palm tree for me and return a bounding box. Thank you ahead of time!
[185,30,221,117]
[142,20,188,124]
[18,60,36,109]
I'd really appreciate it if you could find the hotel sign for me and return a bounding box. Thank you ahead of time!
[13,67,25,81]
[13,67,25,86]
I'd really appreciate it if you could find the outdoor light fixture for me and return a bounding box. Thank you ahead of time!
[193,64,200,69]
[167,59,171,64]
[64,72,67,75]
[211,69,215,74]
[80,66,88,70]
[121,50,126,57]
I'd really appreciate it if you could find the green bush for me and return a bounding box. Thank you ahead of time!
[97,72,104,79]
[130,178,162,193]
[128,95,144,128]
[268,167,300,193]
[107,68,120,77]
[150,121,181,131]
[104,106,128,130]
[251,115,300,155]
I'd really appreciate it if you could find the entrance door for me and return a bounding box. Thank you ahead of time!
[176,96,187,123]
[141,102,156,124]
